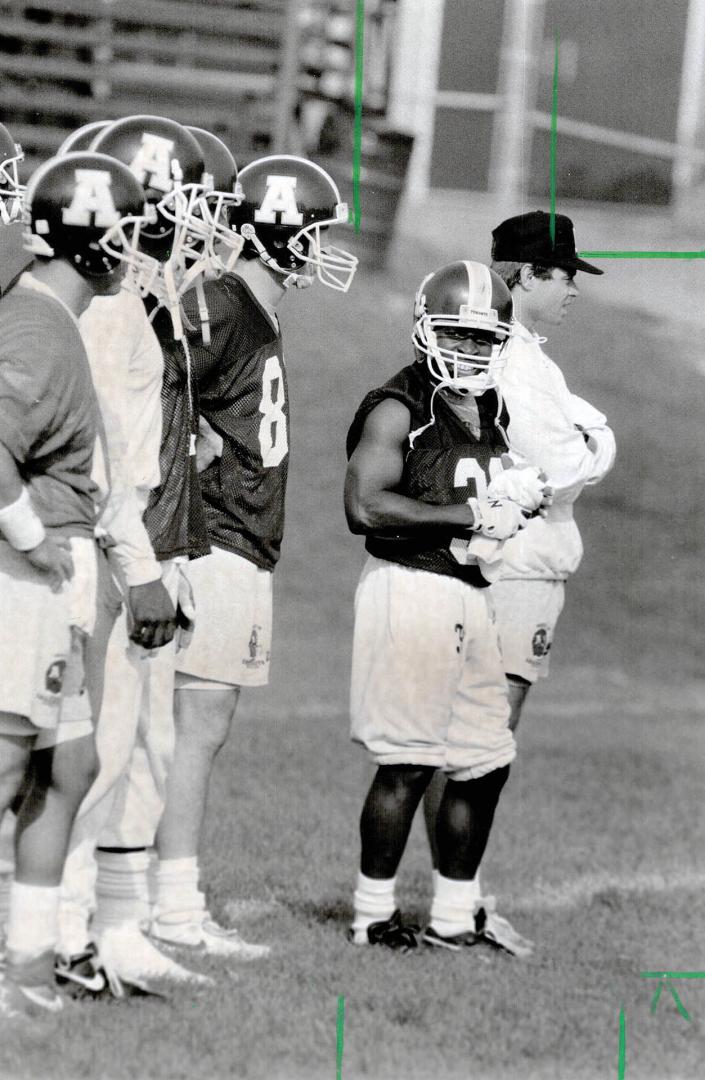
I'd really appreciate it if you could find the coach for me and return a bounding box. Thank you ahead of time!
[486,210,616,727]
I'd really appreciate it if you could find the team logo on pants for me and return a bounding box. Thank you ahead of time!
[44,658,67,695]
[531,625,552,659]
[244,625,269,669]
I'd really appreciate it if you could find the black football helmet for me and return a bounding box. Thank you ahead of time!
[185,126,244,273]
[233,154,357,291]
[56,120,110,156]
[24,152,148,290]
[413,261,514,395]
[0,122,25,222]
[90,115,204,261]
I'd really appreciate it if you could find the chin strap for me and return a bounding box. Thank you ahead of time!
[408,380,445,450]
[240,223,309,289]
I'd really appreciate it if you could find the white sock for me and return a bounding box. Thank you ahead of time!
[153,857,204,925]
[5,881,60,959]
[92,850,150,935]
[429,873,481,937]
[351,872,396,936]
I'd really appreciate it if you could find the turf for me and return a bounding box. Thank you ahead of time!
[2,232,704,1080]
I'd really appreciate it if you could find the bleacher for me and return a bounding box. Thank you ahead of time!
[0,0,299,174]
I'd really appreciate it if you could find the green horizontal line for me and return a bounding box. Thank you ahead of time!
[578,250,705,259]
[640,972,705,979]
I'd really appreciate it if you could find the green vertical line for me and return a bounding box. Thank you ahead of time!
[353,0,365,232]
[649,983,663,1014]
[550,31,560,246]
[617,1007,626,1079]
[336,995,345,1080]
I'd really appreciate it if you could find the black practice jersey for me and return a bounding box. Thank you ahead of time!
[142,300,210,562]
[182,274,288,571]
[346,363,510,587]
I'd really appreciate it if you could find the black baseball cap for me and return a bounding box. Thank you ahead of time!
[491,210,603,275]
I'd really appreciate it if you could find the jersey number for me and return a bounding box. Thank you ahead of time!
[450,456,503,565]
[258,355,288,467]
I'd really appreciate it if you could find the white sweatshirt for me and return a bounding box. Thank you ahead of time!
[79,288,164,587]
[495,320,616,581]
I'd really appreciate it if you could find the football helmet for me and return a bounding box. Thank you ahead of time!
[56,120,110,156]
[412,261,514,395]
[90,115,204,261]
[24,152,148,290]
[0,122,25,223]
[233,154,357,291]
[185,126,244,273]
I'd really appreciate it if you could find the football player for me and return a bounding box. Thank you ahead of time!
[423,215,615,870]
[0,152,149,1015]
[147,154,357,956]
[57,116,213,988]
[345,261,547,956]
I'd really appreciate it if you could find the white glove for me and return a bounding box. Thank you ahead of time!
[487,464,551,513]
[468,497,526,540]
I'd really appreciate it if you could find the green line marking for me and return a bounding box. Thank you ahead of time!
[336,995,345,1080]
[352,0,365,232]
[670,987,692,1021]
[640,972,705,978]
[649,983,663,1014]
[618,1007,626,1080]
[578,250,705,259]
[550,31,559,247]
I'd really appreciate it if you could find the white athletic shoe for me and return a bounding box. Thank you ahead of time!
[150,913,270,960]
[0,950,64,1018]
[96,924,214,986]
[423,898,533,959]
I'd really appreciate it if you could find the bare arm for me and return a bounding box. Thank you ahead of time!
[344,399,477,535]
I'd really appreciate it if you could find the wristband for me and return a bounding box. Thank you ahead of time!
[0,487,46,550]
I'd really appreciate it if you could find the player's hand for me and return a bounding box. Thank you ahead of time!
[195,417,223,474]
[468,497,527,541]
[128,579,177,650]
[24,535,74,592]
[488,463,550,514]
[175,567,196,653]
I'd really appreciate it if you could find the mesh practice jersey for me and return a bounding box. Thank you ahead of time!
[346,363,510,587]
[182,274,288,572]
[142,300,210,562]
[0,283,98,537]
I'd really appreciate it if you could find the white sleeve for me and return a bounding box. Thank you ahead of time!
[500,353,607,503]
[97,451,161,588]
[568,393,616,485]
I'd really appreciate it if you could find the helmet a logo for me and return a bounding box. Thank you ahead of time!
[61,169,121,228]
[128,133,175,193]
[254,175,303,226]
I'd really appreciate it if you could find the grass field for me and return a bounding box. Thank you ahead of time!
[2,219,705,1080]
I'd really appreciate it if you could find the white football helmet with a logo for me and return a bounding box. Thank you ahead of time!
[232,155,357,291]
[413,261,514,395]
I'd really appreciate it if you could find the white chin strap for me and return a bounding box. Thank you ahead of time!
[240,223,310,289]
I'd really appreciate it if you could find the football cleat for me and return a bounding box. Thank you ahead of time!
[474,900,533,958]
[1,949,63,1018]
[54,942,163,1000]
[423,898,533,958]
[96,923,213,986]
[150,914,270,960]
[422,926,481,951]
[347,909,419,952]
